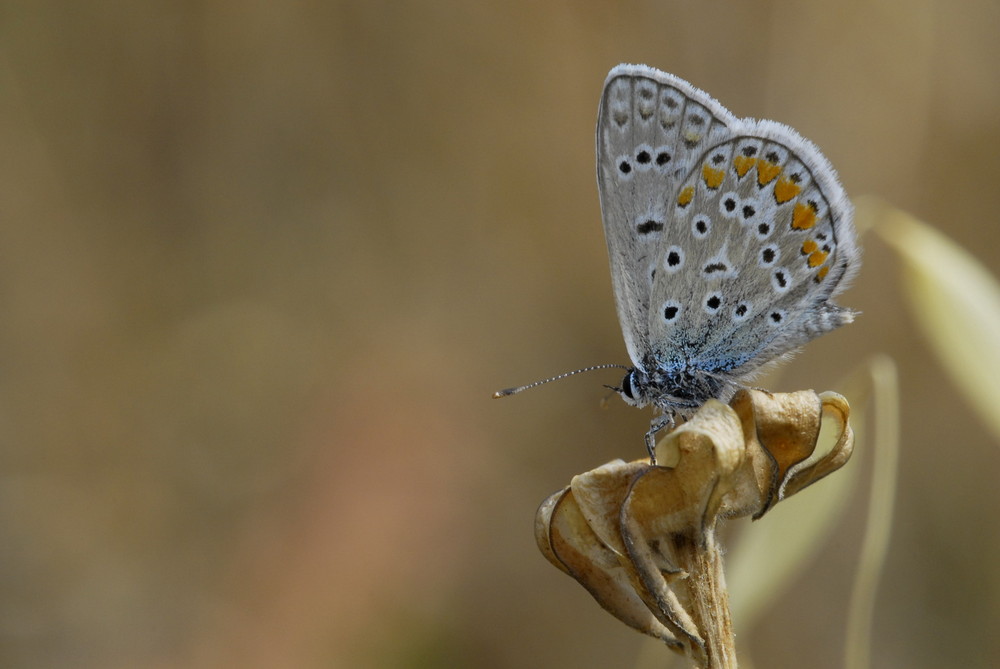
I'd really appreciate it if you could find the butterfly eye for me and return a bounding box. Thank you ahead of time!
[621,372,636,399]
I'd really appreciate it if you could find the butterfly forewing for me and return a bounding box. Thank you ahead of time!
[596,65,736,369]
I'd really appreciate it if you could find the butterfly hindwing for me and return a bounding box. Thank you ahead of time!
[648,126,858,377]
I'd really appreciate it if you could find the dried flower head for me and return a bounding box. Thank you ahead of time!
[535,389,854,668]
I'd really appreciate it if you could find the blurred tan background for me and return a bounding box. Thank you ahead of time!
[2,1,999,667]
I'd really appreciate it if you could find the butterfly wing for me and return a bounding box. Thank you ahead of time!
[596,65,739,369]
[644,116,859,379]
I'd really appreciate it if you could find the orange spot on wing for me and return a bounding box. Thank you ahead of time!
[815,265,830,282]
[678,186,695,207]
[791,201,817,229]
[756,160,781,186]
[801,239,818,255]
[733,155,756,178]
[808,250,829,267]
[702,164,724,189]
[773,176,801,204]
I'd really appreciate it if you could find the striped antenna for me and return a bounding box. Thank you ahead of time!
[493,364,629,398]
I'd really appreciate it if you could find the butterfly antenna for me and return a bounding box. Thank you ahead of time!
[492,364,629,399]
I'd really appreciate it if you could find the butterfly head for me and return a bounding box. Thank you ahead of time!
[617,364,736,416]
[618,367,652,408]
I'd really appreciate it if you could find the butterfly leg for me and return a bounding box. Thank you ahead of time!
[644,414,675,465]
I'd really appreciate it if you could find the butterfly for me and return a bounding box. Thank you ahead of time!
[498,64,860,457]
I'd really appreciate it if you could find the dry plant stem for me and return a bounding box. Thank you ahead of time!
[678,528,737,669]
